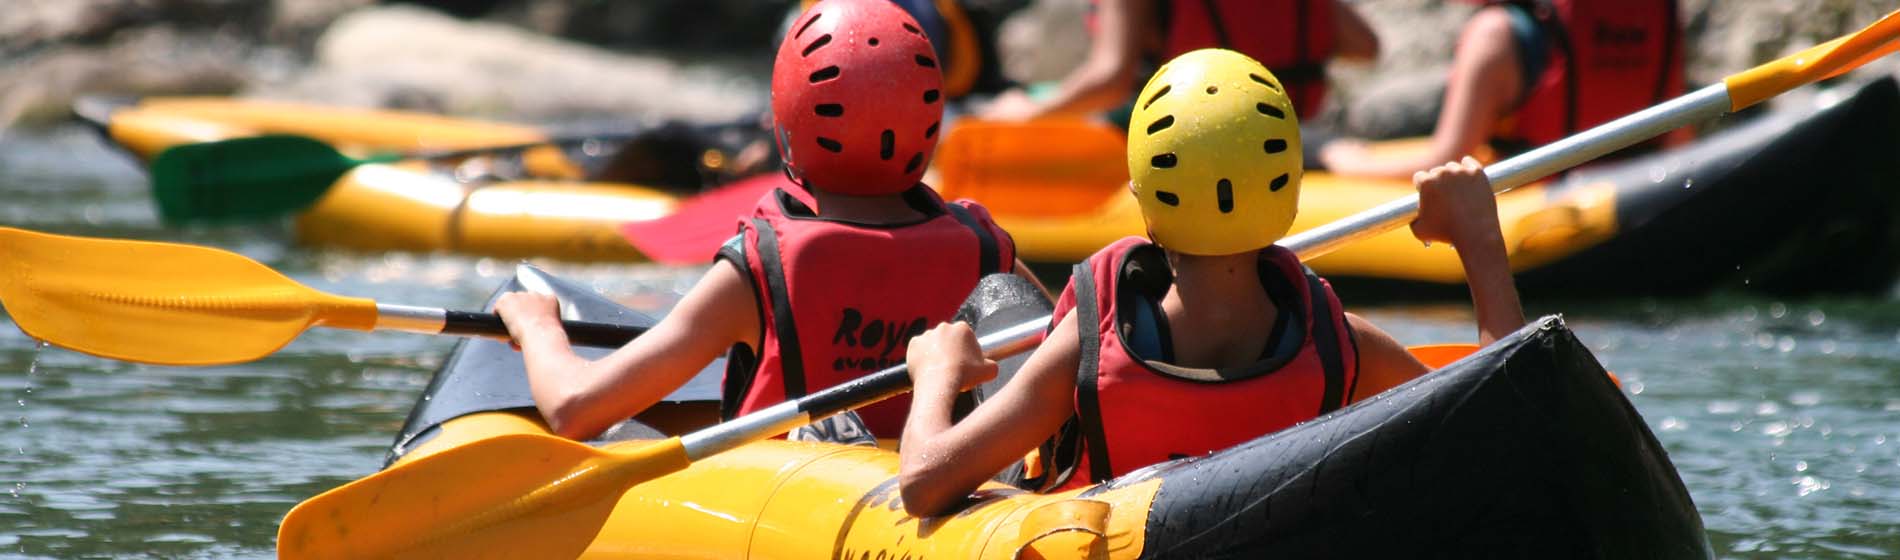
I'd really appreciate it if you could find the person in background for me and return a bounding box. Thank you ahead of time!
[1320,0,1682,178]
[980,0,1381,122]
[497,0,1042,443]
[895,49,1524,516]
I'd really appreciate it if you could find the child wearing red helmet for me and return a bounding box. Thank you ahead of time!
[497,0,1040,443]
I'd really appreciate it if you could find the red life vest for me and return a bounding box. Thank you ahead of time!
[719,186,1014,438]
[1159,0,1337,117]
[1496,0,1683,148]
[1085,0,1336,116]
[1049,237,1357,488]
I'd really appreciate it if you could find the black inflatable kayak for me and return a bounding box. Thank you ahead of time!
[349,265,1708,557]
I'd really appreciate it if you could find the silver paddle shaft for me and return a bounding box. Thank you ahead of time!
[1279,83,1733,260]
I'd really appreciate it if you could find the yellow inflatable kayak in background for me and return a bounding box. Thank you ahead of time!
[79,77,1900,296]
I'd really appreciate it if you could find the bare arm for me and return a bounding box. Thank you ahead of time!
[1330,0,1380,63]
[900,314,1082,516]
[1411,158,1525,344]
[496,261,760,439]
[1343,312,1429,402]
[981,0,1148,121]
[1320,6,1521,178]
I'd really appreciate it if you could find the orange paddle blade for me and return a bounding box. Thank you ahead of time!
[934,119,1130,217]
[1726,9,1900,110]
[0,227,377,365]
[277,434,691,560]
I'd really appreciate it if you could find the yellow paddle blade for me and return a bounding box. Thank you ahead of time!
[1726,9,1900,110]
[277,434,691,560]
[0,227,377,365]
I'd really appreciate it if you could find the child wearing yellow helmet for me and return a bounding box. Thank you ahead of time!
[895,49,1525,516]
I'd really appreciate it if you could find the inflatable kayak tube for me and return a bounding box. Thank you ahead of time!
[942,76,1900,297]
[330,265,1709,558]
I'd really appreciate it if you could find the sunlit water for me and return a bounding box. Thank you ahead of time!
[3,127,1898,557]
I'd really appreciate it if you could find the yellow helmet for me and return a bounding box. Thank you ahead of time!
[1126,49,1302,256]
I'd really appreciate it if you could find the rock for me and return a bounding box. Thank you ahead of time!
[258,5,764,123]
[0,27,248,129]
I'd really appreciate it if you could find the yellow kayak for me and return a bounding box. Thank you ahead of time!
[285,264,1708,558]
[81,77,1900,294]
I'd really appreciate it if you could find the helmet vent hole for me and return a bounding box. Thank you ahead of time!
[1142,85,1171,109]
[802,34,833,57]
[925,121,940,139]
[1216,179,1234,213]
[1256,103,1285,119]
[1150,153,1177,169]
[1205,85,1218,95]
[795,13,821,39]
[1263,139,1287,154]
[905,153,925,174]
[904,22,922,36]
[816,137,843,153]
[815,104,844,117]
[868,37,880,47]
[880,130,895,160]
[1154,190,1180,206]
[810,66,841,83]
[923,89,940,104]
[1270,173,1291,192]
[1249,73,1279,91]
[915,55,937,68]
[1145,115,1175,135]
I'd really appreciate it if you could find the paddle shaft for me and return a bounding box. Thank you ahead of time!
[679,315,1046,459]
[403,132,645,162]
[1281,84,1730,257]
[376,304,645,348]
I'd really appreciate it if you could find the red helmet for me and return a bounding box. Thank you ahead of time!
[773,0,945,195]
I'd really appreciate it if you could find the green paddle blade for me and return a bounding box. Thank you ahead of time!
[149,135,398,223]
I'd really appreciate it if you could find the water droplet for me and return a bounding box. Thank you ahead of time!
[1777,337,1796,353]
[1806,309,1825,326]
[1647,165,1667,183]
[1769,302,1787,319]
[1795,460,1808,472]
[1819,340,1837,354]
[1682,179,1694,189]
[1790,392,1821,406]
[1628,381,1645,395]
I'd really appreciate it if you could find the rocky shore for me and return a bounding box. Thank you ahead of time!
[2,0,1896,134]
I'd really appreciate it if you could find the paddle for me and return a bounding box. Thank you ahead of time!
[148,132,650,224]
[0,227,646,366]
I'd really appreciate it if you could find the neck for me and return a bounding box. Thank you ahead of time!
[1165,250,1269,315]
[808,188,924,223]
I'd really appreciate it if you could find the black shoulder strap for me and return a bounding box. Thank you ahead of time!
[1195,0,1233,49]
[1072,261,1114,483]
[1653,0,1679,104]
[945,203,1002,276]
[750,218,808,398]
[1304,268,1348,415]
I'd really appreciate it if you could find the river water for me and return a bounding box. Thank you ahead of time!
[1,126,1897,558]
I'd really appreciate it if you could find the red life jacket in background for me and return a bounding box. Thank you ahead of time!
[719,186,1014,439]
[1049,237,1357,488]
[1087,0,1338,117]
[1160,0,1337,117]
[1496,0,1683,148]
